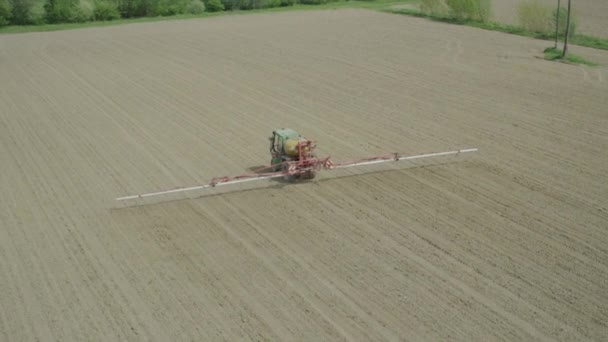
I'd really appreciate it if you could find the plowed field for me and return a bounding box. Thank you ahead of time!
[1,9,607,341]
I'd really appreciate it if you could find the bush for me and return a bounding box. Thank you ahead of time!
[299,0,328,4]
[260,0,280,8]
[93,0,119,20]
[186,0,204,13]
[117,0,134,17]
[117,0,206,16]
[10,0,44,24]
[154,0,189,16]
[118,0,154,18]
[554,6,576,37]
[73,0,94,21]
[205,0,222,11]
[29,0,46,23]
[0,0,11,26]
[419,0,448,17]
[446,0,491,22]
[517,0,551,33]
[219,0,287,10]
[221,0,247,10]
[44,0,81,23]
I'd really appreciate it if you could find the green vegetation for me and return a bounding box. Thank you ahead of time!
[419,0,447,17]
[93,0,120,20]
[0,0,359,28]
[205,0,223,12]
[417,0,490,22]
[572,34,608,50]
[187,0,206,14]
[0,0,11,26]
[544,47,596,66]
[554,4,575,37]
[517,0,551,33]
[516,1,576,36]
[44,0,80,23]
[1,0,607,57]
[8,0,45,24]
[446,0,491,22]
[0,0,413,32]
[387,4,608,51]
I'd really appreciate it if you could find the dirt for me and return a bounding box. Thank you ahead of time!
[1,9,607,341]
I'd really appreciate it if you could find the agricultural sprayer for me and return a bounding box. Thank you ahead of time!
[116,128,477,203]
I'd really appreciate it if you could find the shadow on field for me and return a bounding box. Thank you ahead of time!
[246,165,269,173]
[110,159,472,212]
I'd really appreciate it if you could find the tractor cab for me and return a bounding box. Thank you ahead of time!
[269,128,319,179]
[270,128,302,168]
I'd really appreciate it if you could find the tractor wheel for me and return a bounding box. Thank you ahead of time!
[271,157,283,172]
[301,170,316,180]
[271,160,280,172]
[281,163,295,182]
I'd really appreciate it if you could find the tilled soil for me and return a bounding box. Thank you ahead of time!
[1,9,607,341]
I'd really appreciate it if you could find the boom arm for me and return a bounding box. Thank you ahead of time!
[116,148,477,203]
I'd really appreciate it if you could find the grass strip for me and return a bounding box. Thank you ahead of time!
[543,47,597,66]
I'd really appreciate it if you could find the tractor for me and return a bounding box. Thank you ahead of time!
[116,127,478,204]
[269,128,319,180]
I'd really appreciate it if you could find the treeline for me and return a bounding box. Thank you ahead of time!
[0,0,338,26]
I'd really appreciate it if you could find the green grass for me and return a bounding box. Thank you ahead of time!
[0,14,213,33]
[571,34,608,51]
[0,0,415,34]
[2,0,607,55]
[543,47,597,66]
[385,7,608,51]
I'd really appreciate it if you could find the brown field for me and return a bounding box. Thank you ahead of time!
[493,0,608,38]
[1,9,607,341]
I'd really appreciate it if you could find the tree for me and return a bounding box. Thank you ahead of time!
[10,0,40,24]
[420,0,449,17]
[554,0,560,48]
[446,0,491,22]
[186,0,205,14]
[93,0,120,20]
[117,0,153,18]
[517,0,552,33]
[205,0,222,12]
[0,0,12,26]
[44,0,79,23]
[562,0,571,57]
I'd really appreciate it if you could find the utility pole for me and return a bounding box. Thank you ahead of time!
[562,0,572,57]
[554,0,561,49]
